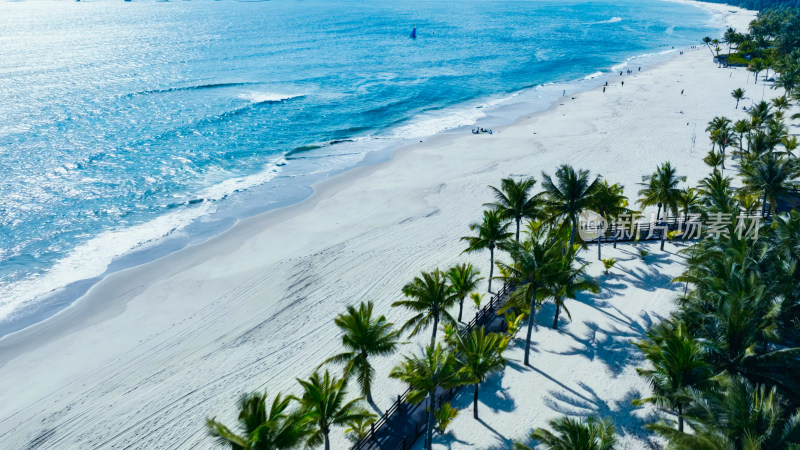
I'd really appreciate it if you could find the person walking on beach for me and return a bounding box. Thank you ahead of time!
[681,89,684,95]
[603,86,606,93]
[621,81,624,87]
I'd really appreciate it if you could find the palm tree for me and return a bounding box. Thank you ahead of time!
[731,88,746,109]
[772,95,790,112]
[677,188,701,223]
[591,180,629,260]
[776,66,799,96]
[781,136,798,157]
[389,344,464,450]
[703,150,722,174]
[652,376,800,449]
[297,370,372,450]
[697,169,737,214]
[446,263,483,322]
[541,165,600,249]
[486,176,540,242]
[733,119,751,151]
[393,269,458,346]
[321,301,399,406]
[520,416,616,450]
[633,320,711,432]
[706,116,732,150]
[206,392,311,450]
[749,59,766,84]
[343,416,376,444]
[703,150,724,174]
[723,27,736,53]
[637,162,686,222]
[748,101,773,128]
[544,250,599,330]
[740,154,799,217]
[462,208,513,293]
[454,327,506,419]
[702,36,715,56]
[496,227,562,365]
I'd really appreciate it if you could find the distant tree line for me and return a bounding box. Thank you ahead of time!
[701,0,800,11]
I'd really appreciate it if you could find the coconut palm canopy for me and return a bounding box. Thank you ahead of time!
[637,161,686,221]
[321,301,399,405]
[540,164,600,248]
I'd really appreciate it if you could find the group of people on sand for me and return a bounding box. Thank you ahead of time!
[472,127,493,135]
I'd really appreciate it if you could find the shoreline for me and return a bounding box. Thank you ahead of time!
[0,8,718,339]
[0,2,768,448]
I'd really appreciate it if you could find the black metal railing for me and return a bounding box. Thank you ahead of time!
[351,283,514,450]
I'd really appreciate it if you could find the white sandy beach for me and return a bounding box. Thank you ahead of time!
[0,2,783,449]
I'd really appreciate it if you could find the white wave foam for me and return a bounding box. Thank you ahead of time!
[611,48,676,72]
[387,93,519,139]
[0,158,286,323]
[594,16,622,24]
[584,71,604,80]
[237,92,303,103]
[199,157,285,201]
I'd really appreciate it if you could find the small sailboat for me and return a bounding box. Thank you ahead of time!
[410,25,417,39]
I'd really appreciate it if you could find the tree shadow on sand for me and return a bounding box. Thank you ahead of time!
[550,318,652,377]
[541,382,663,448]
[431,431,473,450]
[435,371,517,449]
[614,264,680,292]
[448,370,517,417]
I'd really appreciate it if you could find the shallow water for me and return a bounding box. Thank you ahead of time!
[0,0,717,335]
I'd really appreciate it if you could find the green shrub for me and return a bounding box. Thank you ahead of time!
[602,258,617,274]
[434,402,459,434]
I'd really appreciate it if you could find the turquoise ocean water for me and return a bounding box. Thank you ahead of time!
[0,0,717,335]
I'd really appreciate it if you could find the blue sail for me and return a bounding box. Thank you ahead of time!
[410,26,417,39]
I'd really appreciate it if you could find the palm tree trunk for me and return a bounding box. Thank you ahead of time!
[324,432,331,450]
[552,301,560,329]
[597,234,602,260]
[524,284,537,366]
[431,314,439,347]
[488,246,494,293]
[736,98,740,109]
[426,391,435,449]
[457,298,464,322]
[656,204,662,222]
[677,403,684,432]
[568,216,577,251]
[473,384,480,419]
[515,217,521,242]
[761,191,767,218]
